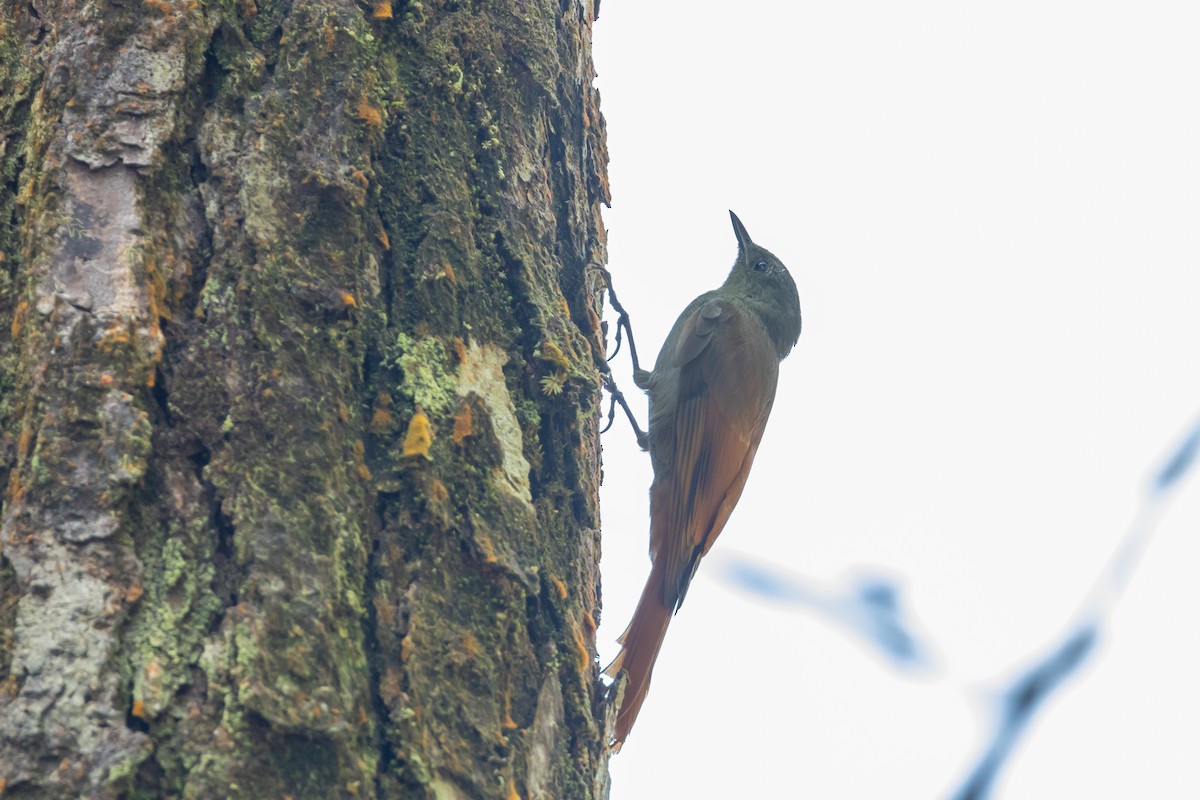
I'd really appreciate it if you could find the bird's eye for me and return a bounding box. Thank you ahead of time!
[753,260,769,272]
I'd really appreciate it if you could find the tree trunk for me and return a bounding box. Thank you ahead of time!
[0,1,611,797]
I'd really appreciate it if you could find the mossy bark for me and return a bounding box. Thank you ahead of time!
[0,1,611,797]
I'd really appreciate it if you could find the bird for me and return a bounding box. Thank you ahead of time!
[605,210,803,749]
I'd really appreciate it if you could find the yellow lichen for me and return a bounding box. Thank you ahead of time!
[538,340,571,371]
[371,1,393,18]
[401,408,433,458]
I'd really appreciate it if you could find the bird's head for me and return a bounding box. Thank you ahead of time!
[725,210,802,358]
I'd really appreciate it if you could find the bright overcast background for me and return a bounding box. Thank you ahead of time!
[592,2,1200,798]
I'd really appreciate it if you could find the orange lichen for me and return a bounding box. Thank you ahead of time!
[501,690,517,730]
[474,532,499,565]
[550,575,568,601]
[131,699,146,720]
[340,291,357,308]
[16,428,32,459]
[376,224,390,250]
[369,393,395,433]
[143,0,171,15]
[98,324,132,352]
[126,582,144,603]
[570,617,591,674]
[337,401,350,423]
[401,408,433,458]
[451,337,467,364]
[441,262,457,283]
[369,406,394,433]
[373,595,395,627]
[145,256,168,321]
[356,97,383,128]
[6,472,24,504]
[451,401,472,443]
[10,299,27,338]
[349,170,369,191]
[505,778,521,800]
[322,18,336,52]
[461,632,481,658]
[371,1,392,18]
[582,610,597,636]
[428,478,449,505]
[357,463,373,482]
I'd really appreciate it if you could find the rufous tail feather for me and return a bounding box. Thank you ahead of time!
[605,561,673,748]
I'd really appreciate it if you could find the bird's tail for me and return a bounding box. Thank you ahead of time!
[604,561,673,750]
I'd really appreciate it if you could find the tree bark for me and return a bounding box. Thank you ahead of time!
[0,1,611,797]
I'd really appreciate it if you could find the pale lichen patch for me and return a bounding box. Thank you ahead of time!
[455,340,532,504]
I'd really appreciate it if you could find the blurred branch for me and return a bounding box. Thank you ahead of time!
[949,411,1200,799]
[714,557,931,669]
[713,411,1200,799]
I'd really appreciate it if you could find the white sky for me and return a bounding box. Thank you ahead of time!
[592,3,1200,797]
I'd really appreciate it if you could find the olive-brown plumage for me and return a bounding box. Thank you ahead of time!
[606,211,802,748]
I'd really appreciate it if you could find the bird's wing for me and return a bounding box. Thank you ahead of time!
[650,299,779,611]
